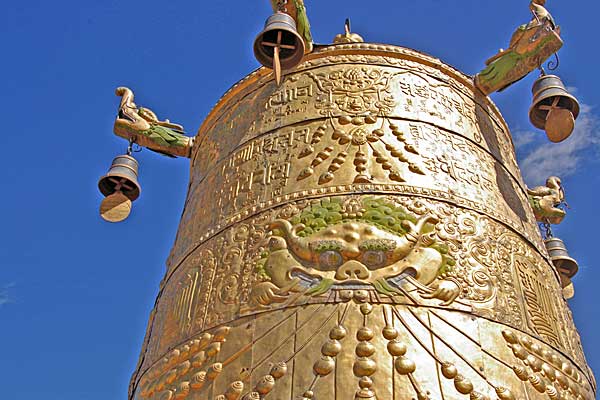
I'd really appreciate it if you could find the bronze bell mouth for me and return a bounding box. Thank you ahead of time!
[98,154,141,201]
[253,11,306,83]
[529,74,580,143]
[544,237,579,279]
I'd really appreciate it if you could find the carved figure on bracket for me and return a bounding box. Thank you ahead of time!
[527,176,566,224]
[250,197,459,306]
[113,87,193,158]
[474,0,563,95]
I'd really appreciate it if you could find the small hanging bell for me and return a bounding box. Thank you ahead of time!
[529,74,580,143]
[254,12,306,84]
[98,154,141,222]
[544,237,579,279]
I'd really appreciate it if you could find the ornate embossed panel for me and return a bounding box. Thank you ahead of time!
[173,115,541,269]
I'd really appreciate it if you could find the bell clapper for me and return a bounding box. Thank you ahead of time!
[100,190,132,223]
[273,31,282,85]
[260,29,297,85]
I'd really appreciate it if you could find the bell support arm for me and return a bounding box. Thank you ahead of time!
[113,87,194,158]
[270,0,313,52]
[474,1,562,95]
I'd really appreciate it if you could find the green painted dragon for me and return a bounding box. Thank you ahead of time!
[113,87,193,158]
[475,0,562,95]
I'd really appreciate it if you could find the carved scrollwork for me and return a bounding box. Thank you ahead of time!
[307,67,396,115]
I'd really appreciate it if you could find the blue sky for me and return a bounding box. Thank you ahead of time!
[0,1,598,398]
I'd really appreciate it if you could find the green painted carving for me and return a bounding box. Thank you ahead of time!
[474,2,563,95]
[113,87,193,158]
[250,197,458,306]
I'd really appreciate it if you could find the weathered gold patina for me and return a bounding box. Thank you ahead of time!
[128,42,595,400]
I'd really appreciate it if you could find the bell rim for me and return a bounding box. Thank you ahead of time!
[98,154,141,201]
[98,176,141,201]
[253,33,306,71]
[528,97,580,130]
[553,259,579,278]
[529,75,580,129]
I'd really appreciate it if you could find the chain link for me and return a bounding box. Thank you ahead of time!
[540,221,553,240]
[127,137,141,155]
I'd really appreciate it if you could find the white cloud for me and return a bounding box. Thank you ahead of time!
[512,129,537,150]
[514,104,600,186]
[0,283,15,307]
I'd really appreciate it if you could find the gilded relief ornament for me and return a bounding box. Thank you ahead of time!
[131,192,594,400]
[502,329,594,399]
[295,67,426,185]
[308,67,395,115]
[297,115,426,184]
[250,197,459,307]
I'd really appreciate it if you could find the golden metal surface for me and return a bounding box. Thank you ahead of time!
[333,19,364,44]
[129,43,595,400]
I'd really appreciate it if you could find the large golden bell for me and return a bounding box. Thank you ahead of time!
[529,74,580,142]
[129,43,595,400]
